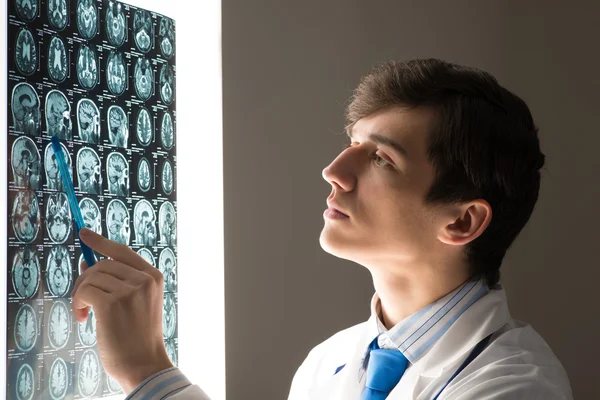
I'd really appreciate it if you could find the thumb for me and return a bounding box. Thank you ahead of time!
[71,259,90,323]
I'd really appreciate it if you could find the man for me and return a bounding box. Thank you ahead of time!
[72,59,573,399]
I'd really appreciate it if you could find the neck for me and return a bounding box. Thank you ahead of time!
[370,261,470,329]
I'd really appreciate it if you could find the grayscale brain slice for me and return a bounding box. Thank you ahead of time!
[16,363,35,400]
[162,293,176,339]
[77,44,98,90]
[106,375,122,393]
[77,98,100,144]
[134,58,153,101]
[159,17,175,58]
[107,152,129,196]
[12,190,41,243]
[160,64,174,105]
[45,89,72,139]
[77,147,102,194]
[162,160,173,194]
[136,108,152,146]
[46,192,72,244]
[134,200,156,246]
[76,0,97,39]
[78,349,100,397]
[137,248,155,267]
[11,136,41,190]
[106,51,126,95]
[159,248,177,292]
[48,36,68,83]
[106,199,130,245]
[49,358,69,399]
[11,82,41,136]
[44,142,72,191]
[133,9,154,52]
[159,202,176,246]
[15,28,37,75]
[80,198,102,234]
[14,303,37,352]
[15,0,38,22]
[108,106,128,148]
[78,308,97,346]
[48,300,70,348]
[137,158,151,192]
[161,111,174,149]
[12,247,41,299]
[47,245,72,297]
[48,0,68,30]
[106,1,126,46]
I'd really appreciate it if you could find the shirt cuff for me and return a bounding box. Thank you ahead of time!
[125,367,192,400]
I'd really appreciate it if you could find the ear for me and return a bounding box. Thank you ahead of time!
[437,200,492,246]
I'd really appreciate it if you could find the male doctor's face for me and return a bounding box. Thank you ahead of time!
[320,106,443,268]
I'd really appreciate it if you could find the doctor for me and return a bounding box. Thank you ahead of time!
[71,58,573,399]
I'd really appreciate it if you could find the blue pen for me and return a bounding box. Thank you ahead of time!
[50,135,97,267]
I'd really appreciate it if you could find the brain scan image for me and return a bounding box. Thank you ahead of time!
[48,300,71,349]
[45,89,72,139]
[46,192,72,244]
[137,248,155,267]
[136,107,152,146]
[11,191,41,243]
[161,111,174,149]
[15,28,37,76]
[11,82,41,136]
[77,98,100,144]
[134,58,153,101]
[49,357,69,400]
[106,199,130,245]
[106,374,122,394]
[16,363,35,400]
[76,147,102,194]
[77,307,96,346]
[44,142,72,191]
[133,9,153,53]
[106,0,126,46]
[12,247,41,299]
[11,136,41,189]
[159,17,175,59]
[137,157,151,192]
[159,248,177,292]
[106,152,129,196]
[76,44,98,90]
[165,339,177,366]
[46,246,72,297]
[108,105,128,148]
[134,200,156,246]
[80,198,102,234]
[15,0,38,21]
[76,0,97,39]
[47,0,68,30]
[106,51,126,95]
[159,201,176,246]
[14,303,38,352]
[47,35,67,83]
[160,63,174,105]
[162,159,173,195]
[77,349,100,397]
[163,293,176,339]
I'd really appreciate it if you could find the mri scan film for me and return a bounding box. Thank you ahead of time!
[7,2,176,398]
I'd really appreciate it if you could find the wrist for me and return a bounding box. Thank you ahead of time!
[119,351,175,394]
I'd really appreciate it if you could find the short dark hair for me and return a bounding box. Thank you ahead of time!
[345,58,545,287]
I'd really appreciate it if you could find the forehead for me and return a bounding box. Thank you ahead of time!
[350,105,436,158]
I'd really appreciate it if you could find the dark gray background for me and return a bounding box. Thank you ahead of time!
[223,1,599,398]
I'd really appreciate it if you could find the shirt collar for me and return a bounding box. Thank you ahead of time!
[368,277,490,364]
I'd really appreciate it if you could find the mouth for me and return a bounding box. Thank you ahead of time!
[324,207,349,220]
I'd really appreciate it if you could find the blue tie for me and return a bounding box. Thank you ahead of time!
[360,337,409,400]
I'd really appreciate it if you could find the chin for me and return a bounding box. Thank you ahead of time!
[319,228,360,261]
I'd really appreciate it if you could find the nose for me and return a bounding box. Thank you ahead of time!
[322,147,357,192]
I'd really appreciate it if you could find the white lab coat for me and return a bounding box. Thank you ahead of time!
[166,287,573,399]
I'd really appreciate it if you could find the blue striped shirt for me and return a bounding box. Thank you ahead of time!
[125,367,193,400]
[358,277,489,380]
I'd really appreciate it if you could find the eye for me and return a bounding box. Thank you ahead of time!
[371,154,392,168]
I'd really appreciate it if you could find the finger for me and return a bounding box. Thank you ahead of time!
[79,228,158,277]
[72,283,109,323]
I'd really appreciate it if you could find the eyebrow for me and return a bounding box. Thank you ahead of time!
[347,132,409,158]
